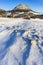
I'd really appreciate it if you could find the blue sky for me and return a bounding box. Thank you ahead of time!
[0,0,43,12]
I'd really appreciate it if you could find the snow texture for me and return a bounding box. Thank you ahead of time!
[0,18,43,65]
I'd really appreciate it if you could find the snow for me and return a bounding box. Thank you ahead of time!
[0,18,43,65]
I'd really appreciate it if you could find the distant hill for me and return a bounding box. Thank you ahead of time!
[0,9,6,17]
[7,4,36,19]
[0,4,43,19]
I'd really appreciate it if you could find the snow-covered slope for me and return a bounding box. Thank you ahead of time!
[0,18,43,65]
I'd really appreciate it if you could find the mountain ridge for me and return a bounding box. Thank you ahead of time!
[0,3,43,19]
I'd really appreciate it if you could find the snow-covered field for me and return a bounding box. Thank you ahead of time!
[0,17,43,65]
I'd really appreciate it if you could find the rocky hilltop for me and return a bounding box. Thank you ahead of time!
[13,4,31,11]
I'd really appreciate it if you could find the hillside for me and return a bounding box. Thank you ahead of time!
[0,9,6,17]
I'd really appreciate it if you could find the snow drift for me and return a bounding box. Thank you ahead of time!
[0,18,43,65]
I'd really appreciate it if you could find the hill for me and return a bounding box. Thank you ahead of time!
[7,4,36,19]
[0,4,43,19]
[0,9,6,17]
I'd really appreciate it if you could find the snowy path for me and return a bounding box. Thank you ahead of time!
[0,18,43,65]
